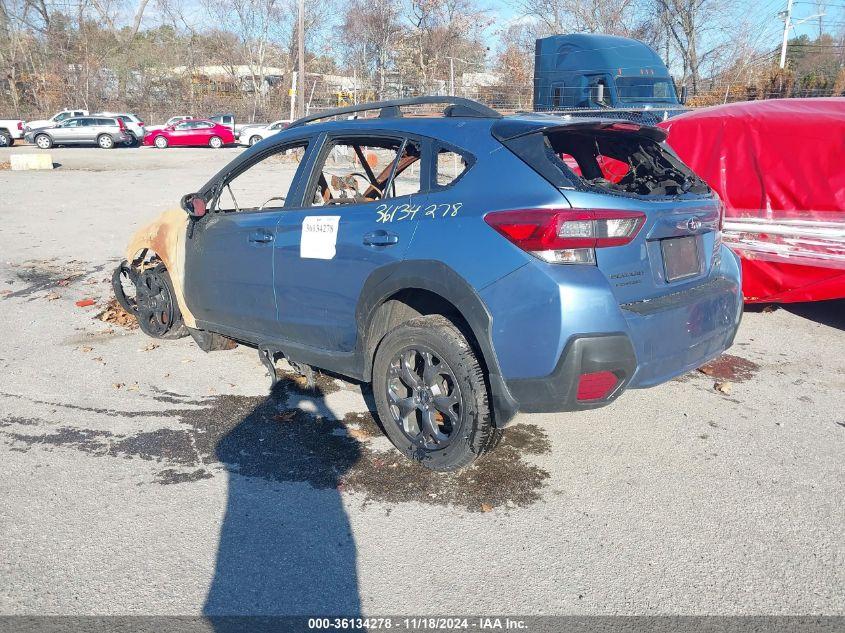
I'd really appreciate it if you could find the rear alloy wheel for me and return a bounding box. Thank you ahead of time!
[209,136,223,149]
[249,135,262,146]
[132,263,188,339]
[0,131,11,147]
[154,135,168,149]
[35,134,52,150]
[372,315,498,471]
[97,134,115,149]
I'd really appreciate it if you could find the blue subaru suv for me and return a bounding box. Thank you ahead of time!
[115,97,742,471]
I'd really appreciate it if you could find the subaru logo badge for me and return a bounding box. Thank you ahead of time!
[686,217,701,232]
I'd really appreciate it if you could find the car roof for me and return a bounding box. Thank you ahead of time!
[199,98,665,193]
[262,111,664,147]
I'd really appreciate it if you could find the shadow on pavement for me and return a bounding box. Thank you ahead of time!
[782,299,845,331]
[203,379,361,617]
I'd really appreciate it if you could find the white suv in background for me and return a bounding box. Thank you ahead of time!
[24,109,89,133]
[241,119,291,146]
[145,115,193,133]
[95,112,146,146]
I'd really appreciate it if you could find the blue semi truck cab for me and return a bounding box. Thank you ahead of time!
[534,34,684,114]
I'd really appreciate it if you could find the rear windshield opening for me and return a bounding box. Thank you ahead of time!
[546,130,709,197]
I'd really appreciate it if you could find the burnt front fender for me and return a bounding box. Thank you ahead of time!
[123,208,196,328]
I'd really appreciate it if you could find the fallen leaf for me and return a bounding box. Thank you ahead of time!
[80,345,93,353]
[112,382,125,389]
[714,381,732,395]
[75,298,96,307]
[274,410,298,423]
[347,427,371,441]
[57,278,71,287]
[140,343,160,352]
[480,503,493,513]
[95,298,137,330]
[127,383,139,391]
[45,292,61,301]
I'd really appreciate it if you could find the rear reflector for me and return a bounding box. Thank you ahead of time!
[576,371,619,401]
[484,208,645,265]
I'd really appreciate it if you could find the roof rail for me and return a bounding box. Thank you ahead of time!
[286,96,502,129]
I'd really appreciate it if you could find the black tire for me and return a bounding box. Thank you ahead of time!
[34,133,52,149]
[372,315,497,471]
[133,263,189,340]
[249,135,262,146]
[0,131,11,147]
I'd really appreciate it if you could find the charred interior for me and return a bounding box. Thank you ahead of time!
[546,130,710,197]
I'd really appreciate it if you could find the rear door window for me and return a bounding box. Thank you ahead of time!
[308,137,421,206]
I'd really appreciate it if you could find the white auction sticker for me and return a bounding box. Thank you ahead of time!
[300,216,340,259]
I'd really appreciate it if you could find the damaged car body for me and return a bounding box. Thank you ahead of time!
[114,96,743,472]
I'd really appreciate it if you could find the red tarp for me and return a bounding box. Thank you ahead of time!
[659,98,845,303]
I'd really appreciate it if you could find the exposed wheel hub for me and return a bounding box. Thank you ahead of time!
[134,268,175,337]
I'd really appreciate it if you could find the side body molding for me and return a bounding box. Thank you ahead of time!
[355,260,520,425]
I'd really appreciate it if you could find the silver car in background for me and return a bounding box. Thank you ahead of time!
[25,116,131,149]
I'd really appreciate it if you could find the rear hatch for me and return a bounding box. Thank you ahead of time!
[493,119,720,304]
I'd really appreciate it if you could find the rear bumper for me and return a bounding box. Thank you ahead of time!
[622,276,742,388]
[490,249,743,416]
[506,334,637,413]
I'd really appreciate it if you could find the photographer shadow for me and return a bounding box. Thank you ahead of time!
[203,377,362,619]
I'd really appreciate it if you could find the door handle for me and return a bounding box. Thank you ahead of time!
[249,230,274,243]
[363,230,399,247]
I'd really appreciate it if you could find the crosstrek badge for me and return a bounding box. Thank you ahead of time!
[300,216,340,259]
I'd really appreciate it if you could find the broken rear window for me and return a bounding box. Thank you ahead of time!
[545,130,709,197]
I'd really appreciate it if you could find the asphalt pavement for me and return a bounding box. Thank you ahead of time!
[1,145,843,616]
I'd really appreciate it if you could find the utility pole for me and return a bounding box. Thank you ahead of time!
[297,0,305,117]
[289,71,297,120]
[779,0,794,69]
[445,56,466,97]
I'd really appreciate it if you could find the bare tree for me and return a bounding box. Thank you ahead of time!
[341,0,401,99]
[651,0,734,93]
[514,0,644,37]
[203,0,283,119]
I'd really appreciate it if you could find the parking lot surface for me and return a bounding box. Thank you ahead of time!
[1,146,843,615]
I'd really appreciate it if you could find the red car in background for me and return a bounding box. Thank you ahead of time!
[143,119,235,149]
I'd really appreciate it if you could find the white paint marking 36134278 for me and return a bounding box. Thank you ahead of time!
[300,216,341,260]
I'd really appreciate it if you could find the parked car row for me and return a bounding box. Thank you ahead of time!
[2,108,292,149]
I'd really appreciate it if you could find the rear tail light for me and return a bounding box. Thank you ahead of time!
[484,208,645,265]
[117,118,126,129]
[138,121,144,126]
[576,370,619,401]
[17,121,23,130]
